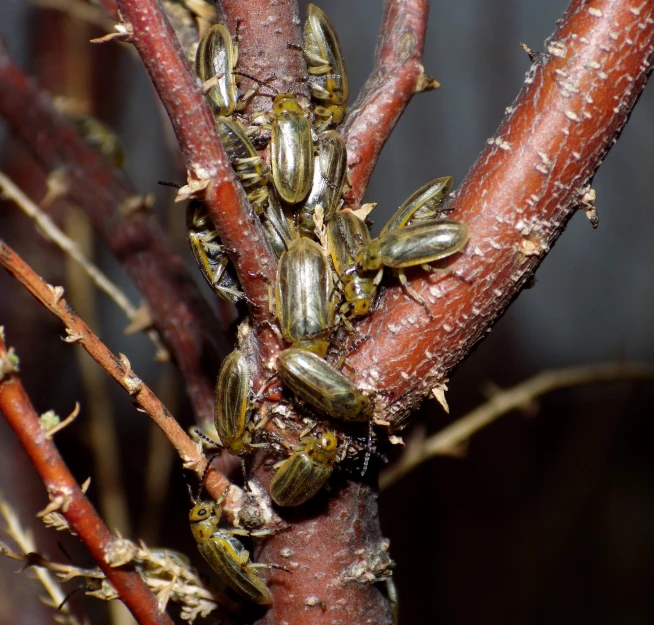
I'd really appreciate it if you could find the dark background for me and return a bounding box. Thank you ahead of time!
[1,1,654,623]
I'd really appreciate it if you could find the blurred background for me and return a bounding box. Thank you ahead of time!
[1,0,654,623]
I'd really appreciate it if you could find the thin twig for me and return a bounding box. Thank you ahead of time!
[0,240,232,504]
[380,362,654,490]
[0,506,235,621]
[343,0,431,208]
[64,207,131,537]
[0,333,174,625]
[0,171,168,360]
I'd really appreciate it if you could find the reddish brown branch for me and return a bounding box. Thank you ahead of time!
[347,0,654,429]
[342,0,430,208]
[113,0,283,368]
[219,0,309,113]
[255,476,393,625]
[0,334,173,625]
[0,238,233,502]
[0,41,221,427]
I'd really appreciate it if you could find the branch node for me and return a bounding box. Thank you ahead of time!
[518,236,544,257]
[37,491,73,517]
[0,346,20,382]
[47,284,65,305]
[104,538,138,567]
[577,184,599,228]
[62,328,83,343]
[181,440,204,472]
[175,178,211,203]
[415,72,441,93]
[340,539,394,585]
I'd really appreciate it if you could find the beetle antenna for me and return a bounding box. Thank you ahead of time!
[157,180,181,189]
[232,71,278,95]
[194,427,220,448]
[253,372,281,400]
[197,452,222,501]
[57,586,82,610]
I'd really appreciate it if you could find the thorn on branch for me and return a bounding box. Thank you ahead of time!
[90,23,133,44]
[520,41,540,63]
[351,203,376,221]
[38,492,74,517]
[62,328,83,343]
[415,72,440,93]
[431,381,449,413]
[119,354,144,395]
[175,179,211,202]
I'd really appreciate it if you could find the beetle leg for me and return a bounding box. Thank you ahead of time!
[397,269,434,320]
[360,420,375,477]
[240,458,249,489]
[424,265,472,285]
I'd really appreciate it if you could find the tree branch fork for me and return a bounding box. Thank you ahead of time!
[0,0,653,623]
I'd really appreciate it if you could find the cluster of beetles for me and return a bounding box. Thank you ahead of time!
[184,4,469,608]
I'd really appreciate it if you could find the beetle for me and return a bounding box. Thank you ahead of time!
[326,210,380,320]
[235,70,316,205]
[195,23,239,116]
[356,217,469,311]
[215,116,269,214]
[261,192,296,258]
[379,176,455,236]
[189,494,273,605]
[357,218,469,272]
[277,348,372,421]
[186,200,243,303]
[269,430,339,507]
[269,94,315,204]
[303,4,349,128]
[297,130,347,238]
[275,238,336,357]
[213,350,253,456]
